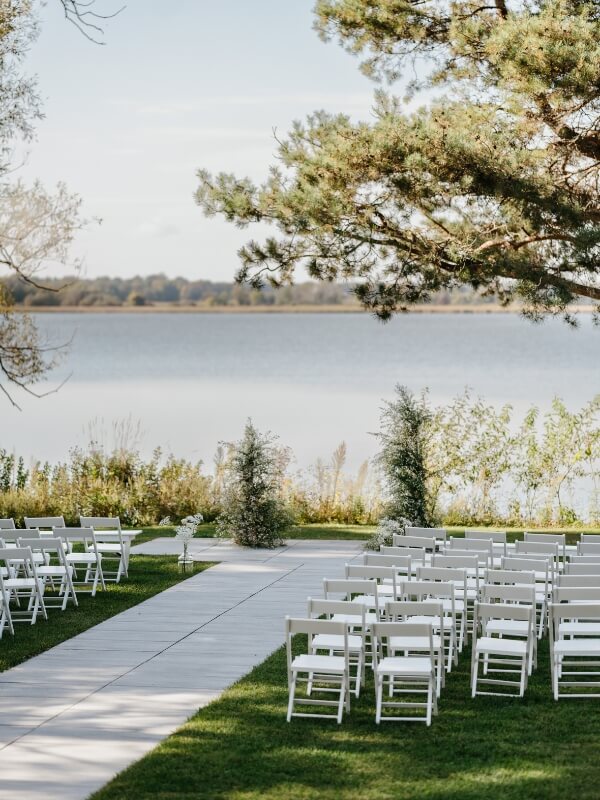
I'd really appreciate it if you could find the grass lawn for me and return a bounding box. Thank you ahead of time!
[0,555,214,673]
[90,632,600,800]
[135,523,600,546]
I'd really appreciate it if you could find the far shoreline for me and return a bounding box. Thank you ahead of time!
[13,303,595,315]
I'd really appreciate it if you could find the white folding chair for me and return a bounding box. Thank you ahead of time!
[465,530,508,558]
[385,600,445,695]
[550,603,600,699]
[525,532,567,562]
[480,583,538,673]
[80,516,128,582]
[381,545,428,570]
[0,547,47,624]
[471,602,534,698]
[307,598,366,696]
[53,528,106,595]
[417,565,468,651]
[285,617,350,723]
[345,564,398,602]
[372,621,438,725]
[445,538,494,569]
[432,553,481,637]
[18,536,78,610]
[486,567,545,639]
[363,553,412,582]
[398,579,458,669]
[515,541,560,581]
[323,578,380,665]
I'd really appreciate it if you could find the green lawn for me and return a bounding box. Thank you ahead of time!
[0,555,214,673]
[90,633,600,800]
[136,523,600,547]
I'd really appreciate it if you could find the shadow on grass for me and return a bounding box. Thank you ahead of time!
[90,632,600,800]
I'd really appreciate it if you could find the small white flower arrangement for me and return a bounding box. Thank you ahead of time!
[175,513,204,565]
[366,517,413,550]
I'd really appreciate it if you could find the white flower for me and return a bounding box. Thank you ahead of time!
[159,516,172,527]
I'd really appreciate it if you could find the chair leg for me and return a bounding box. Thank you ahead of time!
[471,653,478,698]
[286,674,296,722]
[375,674,382,724]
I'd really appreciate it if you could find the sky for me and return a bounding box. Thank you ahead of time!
[20,0,377,282]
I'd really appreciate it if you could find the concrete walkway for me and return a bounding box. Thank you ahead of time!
[0,537,364,800]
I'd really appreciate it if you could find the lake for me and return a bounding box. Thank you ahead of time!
[2,311,599,470]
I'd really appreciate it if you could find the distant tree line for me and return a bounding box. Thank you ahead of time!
[3,274,497,309]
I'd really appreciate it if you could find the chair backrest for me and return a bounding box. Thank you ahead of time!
[345,564,397,583]
[17,536,67,562]
[481,583,536,605]
[475,601,533,624]
[485,568,535,586]
[549,602,600,641]
[553,586,600,604]
[569,554,600,564]
[431,553,479,570]
[416,565,468,592]
[577,542,600,556]
[465,530,507,545]
[445,538,493,566]
[363,553,412,572]
[371,621,435,663]
[385,599,443,621]
[524,532,566,561]
[557,574,600,587]
[405,526,447,543]
[502,556,550,584]
[80,516,122,530]
[515,540,559,558]
[564,562,600,576]
[24,516,65,530]
[381,545,427,561]
[581,534,600,544]
[398,579,455,604]
[323,578,378,600]
[392,534,437,552]
[0,519,15,530]
[307,597,366,621]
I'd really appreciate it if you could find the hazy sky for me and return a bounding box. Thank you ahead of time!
[21,0,376,281]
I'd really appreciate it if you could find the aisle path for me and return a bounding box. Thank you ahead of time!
[0,537,364,800]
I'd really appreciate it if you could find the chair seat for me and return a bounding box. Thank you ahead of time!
[66,553,100,564]
[291,654,346,673]
[37,566,72,577]
[559,622,600,635]
[311,634,363,652]
[554,639,600,655]
[4,578,39,589]
[475,637,528,656]
[89,543,122,553]
[376,656,433,675]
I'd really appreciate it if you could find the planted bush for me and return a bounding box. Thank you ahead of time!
[216,421,294,547]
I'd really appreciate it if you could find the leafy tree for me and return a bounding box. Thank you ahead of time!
[0,1,119,405]
[196,0,600,322]
[376,385,435,526]
[217,421,294,547]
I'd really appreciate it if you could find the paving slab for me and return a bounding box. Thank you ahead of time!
[0,536,364,800]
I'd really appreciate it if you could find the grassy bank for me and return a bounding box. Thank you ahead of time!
[0,556,214,673]
[90,632,599,800]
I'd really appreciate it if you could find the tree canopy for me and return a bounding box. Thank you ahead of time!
[196,0,600,321]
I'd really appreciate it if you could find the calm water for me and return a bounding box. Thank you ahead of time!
[2,312,599,469]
